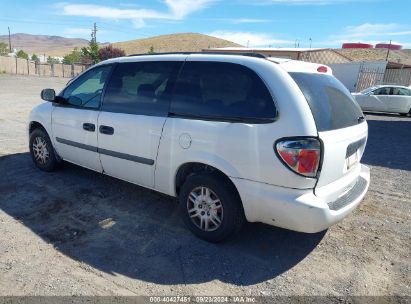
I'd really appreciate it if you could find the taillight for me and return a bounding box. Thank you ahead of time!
[275,138,321,177]
[317,66,328,73]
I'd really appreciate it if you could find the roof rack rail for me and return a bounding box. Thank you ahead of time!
[127,52,266,59]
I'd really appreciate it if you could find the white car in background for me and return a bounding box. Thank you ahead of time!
[352,85,411,116]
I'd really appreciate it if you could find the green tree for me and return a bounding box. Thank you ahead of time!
[31,54,40,63]
[16,50,29,59]
[47,56,60,64]
[81,39,99,64]
[0,42,8,56]
[148,45,155,54]
[63,47,82,64]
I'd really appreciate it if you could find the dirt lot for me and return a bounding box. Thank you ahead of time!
[0,74,410,297]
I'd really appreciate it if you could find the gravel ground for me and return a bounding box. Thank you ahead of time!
[0,74,410,297]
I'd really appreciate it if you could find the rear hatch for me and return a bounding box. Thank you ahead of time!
[289,72,367,189]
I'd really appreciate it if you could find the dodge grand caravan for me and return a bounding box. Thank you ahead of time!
[29,53,370,242]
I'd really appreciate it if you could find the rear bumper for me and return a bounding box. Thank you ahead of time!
[231,164,370,233]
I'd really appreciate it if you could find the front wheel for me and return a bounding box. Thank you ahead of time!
[29,128,58,172]
[179,172,245,242]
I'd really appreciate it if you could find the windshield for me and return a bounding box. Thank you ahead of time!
[290,72,364,132]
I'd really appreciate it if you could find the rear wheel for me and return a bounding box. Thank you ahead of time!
[29,128,58,172]
[179,172,245,242]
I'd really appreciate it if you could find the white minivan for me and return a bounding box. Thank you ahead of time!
[29,53,370,242]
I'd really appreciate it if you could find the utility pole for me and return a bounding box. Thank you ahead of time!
[309,38,312,49]
[91,22,98,43]
[8,26,12,53]
[385,40,392,61]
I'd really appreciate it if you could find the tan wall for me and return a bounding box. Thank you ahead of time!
[38,64,52,77]
[0,56,15,74]
[384,68,411,86]
[16,58,28,75]
[0,56,88,78]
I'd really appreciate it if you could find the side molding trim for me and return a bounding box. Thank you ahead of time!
[55,137,155,166]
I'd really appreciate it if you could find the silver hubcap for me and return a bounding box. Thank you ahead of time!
[32,136,49,165]
[187,186,223,232]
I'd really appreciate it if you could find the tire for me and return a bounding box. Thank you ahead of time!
[29,128,58,172]
[179,172,245,242]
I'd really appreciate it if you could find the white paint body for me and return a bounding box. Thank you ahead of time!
[352,85,411,114]
[29,54,370,233]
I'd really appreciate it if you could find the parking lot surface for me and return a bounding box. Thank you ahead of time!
[0,74,410,296]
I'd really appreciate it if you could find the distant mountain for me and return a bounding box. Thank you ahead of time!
[0,32,241,57]
[0,33,89,56]
[111,33,243,55]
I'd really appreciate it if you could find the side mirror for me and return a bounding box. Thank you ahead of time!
[41,89,56,102]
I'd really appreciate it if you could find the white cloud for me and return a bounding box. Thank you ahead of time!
[208,30,293,47]
[338,23,411,38]
[59,0,216,28]
[331,23,411,43]
[314,23,411,48]
[164,0,216,19]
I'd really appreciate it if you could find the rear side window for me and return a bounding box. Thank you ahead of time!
[290,73,364,132]
[392,87,411,96]
[169,61,276,123]
[102,61,182,116]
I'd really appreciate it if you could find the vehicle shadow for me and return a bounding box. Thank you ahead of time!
[362,116,411,171]
[0,152,324,286]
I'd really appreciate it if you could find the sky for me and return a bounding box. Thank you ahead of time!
[1,0,411,48]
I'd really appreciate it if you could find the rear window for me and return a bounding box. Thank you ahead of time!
[290,73,364,132]
[169,61,276,123]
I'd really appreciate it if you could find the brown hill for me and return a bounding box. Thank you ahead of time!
[0,33,89,57]
[0,32,241,57]
[111,33,242,55]
[336,48,411,65]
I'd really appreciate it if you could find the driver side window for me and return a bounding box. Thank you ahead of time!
[373,87,391,96]
[62,65,112,109]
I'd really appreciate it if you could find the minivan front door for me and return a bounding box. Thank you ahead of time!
[52,65,112,172]
[97,60,183,188]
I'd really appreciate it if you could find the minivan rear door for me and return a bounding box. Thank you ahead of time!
[290,73,367,188]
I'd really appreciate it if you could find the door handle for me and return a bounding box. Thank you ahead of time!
[83,123,95,132]
[99,125,114,135]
